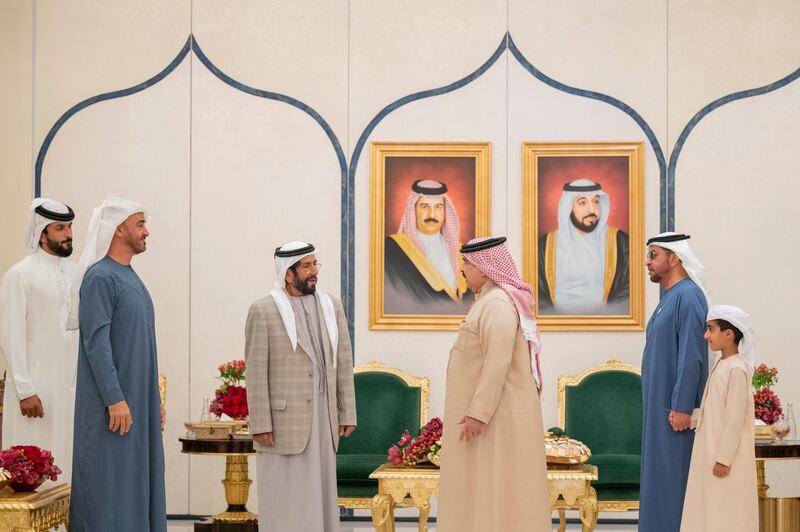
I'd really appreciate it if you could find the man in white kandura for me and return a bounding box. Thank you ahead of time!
[0,198,79,480]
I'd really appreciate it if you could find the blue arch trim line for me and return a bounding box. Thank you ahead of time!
[667,67,800,229]
[506,34,669,230]
[34,30,800,331]
[344,35,508,330]
[34,37,193,197]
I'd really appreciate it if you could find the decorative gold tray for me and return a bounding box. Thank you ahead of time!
[755,424,775,441]
[184,420,248,440]
[544,433,592,465]
[0,469,12,490]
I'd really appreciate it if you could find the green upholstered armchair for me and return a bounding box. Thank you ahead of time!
[337,361,429,510]
[555,359,642,514]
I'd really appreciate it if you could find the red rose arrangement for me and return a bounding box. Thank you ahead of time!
[209,359,248,420]
[387,417,443,466]
[0,445,61,489]
[753,363,782,424]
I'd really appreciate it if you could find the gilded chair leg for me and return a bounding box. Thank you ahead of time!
[371,493,396,532]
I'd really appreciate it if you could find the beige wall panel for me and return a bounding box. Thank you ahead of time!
[668,0,800,150]
[34,0,190,151]
[192,0,348,152]
[349,0,507,150]
[189,56,343,514]
[675,83,800,495]
[39,59,191,512]
[509,0,668,149]
[0,2,33,376]
[508,59,661,430]
[353,58,507,437]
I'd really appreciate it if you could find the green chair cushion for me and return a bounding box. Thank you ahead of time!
[337,454,388,482]
[589,453,640,486]
[337,372,422,456]
[596,486,640,502]
[337,481,379,499]
[564,371,642,456]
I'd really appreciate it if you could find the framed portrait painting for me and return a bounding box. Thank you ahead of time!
[522,142,644,330]
[370,142,491,330]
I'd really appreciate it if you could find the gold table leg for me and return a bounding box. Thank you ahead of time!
[213,454,258,522]
[757,459,769,499]
[557,508,567,532]
[417,499,431,532]
[371,493,396,532]
[578,486,599,531]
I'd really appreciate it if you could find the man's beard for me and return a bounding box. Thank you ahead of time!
[292,275,317,295]
[570,212,599,233]
[125,233,147,254]
[44,236,73,257]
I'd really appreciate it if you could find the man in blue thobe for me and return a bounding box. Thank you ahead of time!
[69,197,166,532]
[640,232,709,531]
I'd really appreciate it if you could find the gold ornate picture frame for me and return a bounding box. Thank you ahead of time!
[522,142,644,330]
[370,142,491,330]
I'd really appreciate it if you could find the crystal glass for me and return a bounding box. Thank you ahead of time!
[771,414,790,442]
[785,402,796,441]
[199,398,210,424]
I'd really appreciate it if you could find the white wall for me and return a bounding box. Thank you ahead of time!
[1,0,798,514]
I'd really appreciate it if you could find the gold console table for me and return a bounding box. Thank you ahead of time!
[756,440,800,532]
[368,463,598,532]
[0,482,70,531]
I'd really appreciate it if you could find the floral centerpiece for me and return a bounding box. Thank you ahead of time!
[387,417,442,467]
[753,363,782,424]
[209,359,248,420]
[0,445,61,491]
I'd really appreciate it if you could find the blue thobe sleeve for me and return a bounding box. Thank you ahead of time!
[670,292,708,413]
[79,273,125,407]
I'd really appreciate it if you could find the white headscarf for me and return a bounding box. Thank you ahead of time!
[270,241,339,366]
[648,231,710,305]
[274,241,315,289]
[66,196,148,330]
[554,179,610,311]
[707,305,755,369]
[25,198,73,253]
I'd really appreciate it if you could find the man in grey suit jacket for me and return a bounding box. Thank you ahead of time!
[245,241,356,532]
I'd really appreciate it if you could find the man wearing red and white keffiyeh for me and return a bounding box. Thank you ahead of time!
[438,235,551,532]
[461,236,543,390]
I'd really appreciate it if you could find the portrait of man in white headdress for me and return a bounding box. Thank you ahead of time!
[384,179,472,315]
[537,178,630,315]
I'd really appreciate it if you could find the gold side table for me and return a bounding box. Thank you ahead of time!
[0,482,70,532]
[369,464,439,532]
[549,464,599,532]
[179,437,257,530]
[368,463,599,532]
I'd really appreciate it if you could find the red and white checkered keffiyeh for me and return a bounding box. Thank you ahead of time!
[462,237,543,390]
[397,188,460,276]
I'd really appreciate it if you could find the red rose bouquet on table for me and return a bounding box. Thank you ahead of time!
[753,363,782,424]
[209,359,249,420]
[0,445,61,491]
[387,417,443,466]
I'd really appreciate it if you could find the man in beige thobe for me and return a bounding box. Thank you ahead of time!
[245,241,356,532]
[438,236,551,532]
